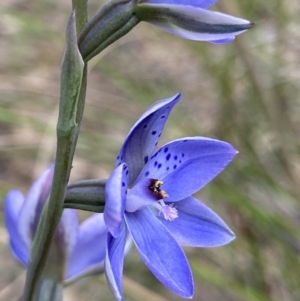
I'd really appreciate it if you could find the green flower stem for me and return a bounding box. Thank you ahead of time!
[72,0,87,34]
[73,0,88,126]
[64,179,106,212]
[33,280,63,301]
[22,8,87,301]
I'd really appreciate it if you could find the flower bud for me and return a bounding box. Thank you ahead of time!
[79,0,139,61]
[135,0,254,43]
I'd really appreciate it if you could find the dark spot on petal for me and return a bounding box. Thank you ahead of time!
[166,153,171,161]
[174,155,178,160]
[143,124,148,129]
[155,142,158,146]
[182,153,185,157]
[179,160,182,164]
[164,147,169,153]
[145,171,150,177]
[161,115,166,119]
[154,161,158,167]
[158,163,162,169]
[151,153,157,159]
[144,156,148,164]
[167,167,170,171]
[126,170,129,175]
[174,165,177,169]
[158,133,161,138]
[117,155,120,159]
[152,130,157,135]
[122,182,125,187]
[183,140,188,142]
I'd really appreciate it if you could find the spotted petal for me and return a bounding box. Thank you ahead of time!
[116,93,181,185]
[105,221,128,301]
[66,214,106,282]
[141,0,218,9]
[136,4,253,43]
[4,189,28,266]
[136,137,237,201]
[157,196,235,246]
[125,208,193,298]
[104,163,128,237]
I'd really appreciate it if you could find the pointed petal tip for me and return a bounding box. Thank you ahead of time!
[159,197,236,247]
[117,93,182,184]
[126,209,194,298]
[183,284,194,299]
[249,22,256,28]
[223,141,238,156]
[105,225,127,301]
[226,228,236,242]
[174,278,194,298]
[218,227,236,246]
[174,91,182,100]
[238,21,255,31]
[233,148,239,155]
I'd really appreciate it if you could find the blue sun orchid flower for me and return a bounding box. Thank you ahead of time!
[4,164,108,283]
[104,93,237,300]
[135,0,254,43]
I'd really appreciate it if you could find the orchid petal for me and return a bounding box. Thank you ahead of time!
[116,93,181,185]
[157,196,235,246]
[105,221,127,301]
[59,209,78,257]
[104,163,128,237]
[209,37,234,44]
[141,0,218,9]
[18,164,54,249]
[137,4,253,43]
[4,189,28,266]
[125,208,193,298]
[126,178,158,212]
[137,137,237,201]
[66,214,106,282]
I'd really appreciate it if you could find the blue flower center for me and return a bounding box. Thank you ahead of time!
[126,178,178,221]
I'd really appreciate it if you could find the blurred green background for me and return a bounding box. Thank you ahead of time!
[1,0,300,300]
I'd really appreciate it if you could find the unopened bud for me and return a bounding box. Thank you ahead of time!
[79,0,139,61]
